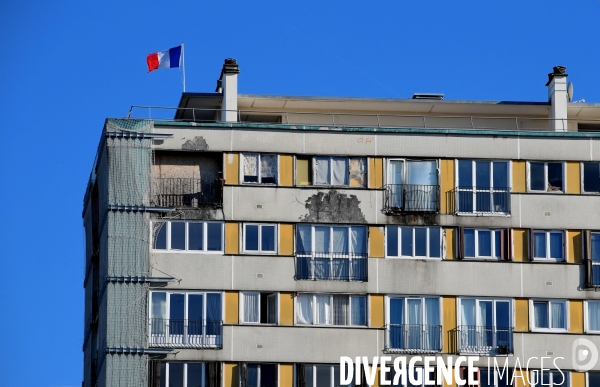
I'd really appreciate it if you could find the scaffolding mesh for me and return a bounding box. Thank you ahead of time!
[104,354,148,386]
[106,211,150,277]
[105,282,149,348]
[106,136,151,207]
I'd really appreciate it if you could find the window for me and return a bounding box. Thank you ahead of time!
[532,230,564,261]
[153,362,221,387]
[154,221,223,252]
[296,364,354,387]
[582,162,600,193]
[586,301,600,333]
[529,370,568,387]
[241,363,278,387]
[528,161,564,192]
[386,159,439,211]
[243,224,277,253]
[313,156,367,187]
[242,153,277,184]
[531,300,567,331]
[149,291,222,348]
[295,225,367,281]
[457,298,512,354]
[386,226,441,258]
[296,156,313,186]
[295,293,367,326]
[585,231,600,287]
[457,160,510,214]
[589,372,600,387]
[386,296,441,352]
[460,228,509,260]
[241,292,278,324]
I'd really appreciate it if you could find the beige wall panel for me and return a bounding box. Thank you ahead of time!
[519,137,589,161]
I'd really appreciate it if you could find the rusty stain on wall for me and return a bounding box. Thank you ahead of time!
[301,189,366,223]
[182,136,209,151]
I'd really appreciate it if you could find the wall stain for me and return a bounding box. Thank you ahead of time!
[300,189,366,223]
[384,213,439,226]
[182,136,209,151]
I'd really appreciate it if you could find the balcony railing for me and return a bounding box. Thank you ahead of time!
[295,252,368,281]
[151,178,223,208]
[450,325,513,355]
[149,319,223,349]
[384,184,440,213]
[385,324,442,354]
[453,187,511,215]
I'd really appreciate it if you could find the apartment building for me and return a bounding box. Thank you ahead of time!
[82,61,600,387]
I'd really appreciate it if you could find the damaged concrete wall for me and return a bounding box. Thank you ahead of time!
[152,151,221,180]
[300,189,366,223]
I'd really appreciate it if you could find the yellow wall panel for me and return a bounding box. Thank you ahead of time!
[440,159,455,214]
[280,364,294,387]
[279,224,294,256]
[371,366,380,387]
[513,370,530,387]
[370,294,384,328]
[225,153,239,185]
[224,291,239,325]
[513,161,527,193]
[224,363,239,387]
[368,158,383,189]
[442,297,456,353]
[513,229,529,262]
[445,228,455,260]
[369,226,385,258]
[442,369,456,387]
[570,300,584,333]
[225,222,239,255]
[279,155,294,187]
[566,162,581,194]
[571,372,585,387]
[514,298,529,332]
[567,230,582,264]
[279,292,294,326]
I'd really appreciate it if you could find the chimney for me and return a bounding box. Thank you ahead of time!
[216,58,240,122]
[546,66,568,132]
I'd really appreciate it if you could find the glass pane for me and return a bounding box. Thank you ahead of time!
[401,227,413,256]
[415,228,427,256]
[407,160,437,185]
[188,294,204,322]
[551,302,565,329]
[261,226,276,252]
[296,157,312,186]
[407,299,422,325]
[495,301,510,328]
[332,227,348,254]
[530,162,545,191]
[331,157,349,185]
[592,233,600,262]
[305,366,314,387]
[549,233,563,259]
[170,294,185,320]
[188,223,204,251]
[429,228,441,258]
[155,223,167,249]
[350,296,366,326]
[494,230,501,258]
[314,227,330,253]
[493,162,508,188]
[315,365,331,387]
[389,298,404,325]
[458,160,473,187]
[169,363,184,387]
[187,363,204,387]
[552,371,566,387]
[245,225,259,251]
[349,157,367,187]
[475,161,491,188]
[296,225,312,254]
[389,160,404,185]
[534,232,547,258]
[479,301,493,327]
[590,302,600,331]
[261,364,277,387]
[583,162,600,192]
[247,364,259,387]
[243,154,259,182]
[260,154,278,184]
[171,222,186,250]
[478,230,492,257]
[206,223,222,251]
[315,295,331,324]
[547,163,563,191]
[351,227,366,254]
[387,227,399,256]
[315,157,330,185]
[461,299,476,326]
[589,372,600,387]
[464,229,475,257]
[151,292,167,319]
[534,302,549,328]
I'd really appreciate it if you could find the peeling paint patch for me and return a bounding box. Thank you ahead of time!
[301,189,366,223]
[385,213,439,226]
[182,136,209,151]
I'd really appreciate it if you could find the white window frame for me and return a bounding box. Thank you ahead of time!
[385,158,440,185]
[153,221,224,253]
[300,364,352,387]
[581,162,600,194]
[587,371,600,387]
[243,223,278,254]
[532,230,565,261]
[241,153,279,185]
[529,299,569,332]
[240,291,279,325]
[463,228,503,260]
[312,156,367,187]
[162,362,209,387]
[385,226,442,259]
[527,161,566,193]
[296,225,367,256]
[529,370,570,387]
[584,300,600,334]
[454,159,512,216]
[294,293,368,327]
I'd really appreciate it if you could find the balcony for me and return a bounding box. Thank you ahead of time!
[384,184,439,213]
[295,252,368,282]
[450,325,513,355]
[149,319,223,349]
[384,324,442,354]
[151,178,223,208]
[453,187,511,215]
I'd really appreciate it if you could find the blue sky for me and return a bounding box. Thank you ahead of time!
[0,1,599,385]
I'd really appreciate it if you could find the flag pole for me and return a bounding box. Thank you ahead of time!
[181,42,186,92]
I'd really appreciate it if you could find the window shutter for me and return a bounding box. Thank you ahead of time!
[241,363,248,387]
[585,230,593,287]
[528,229,534,261]
[297,364,306,387]
[502,229,512,261]
[457,227,465,259]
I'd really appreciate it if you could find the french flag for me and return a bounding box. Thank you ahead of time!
[146,45,182,73]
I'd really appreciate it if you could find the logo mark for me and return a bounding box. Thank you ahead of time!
[572,338,599,372]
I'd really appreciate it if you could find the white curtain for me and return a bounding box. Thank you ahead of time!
[331,157,348,185]
[315,157,330,185]
[407,160,437,185]
[551,302,565,329]
[296,294,313,325]
[297,225,311,254]
[243,293,259,323]
[260,154,277,179]
[314,226,330,253]
[332,227,348,254]
[407,299,422,325]
[333,295,348,325]
[243,154,258,177]
[461,299,475,326]
[534,302,549,328]
[424,298,440,325]
[589,302,600,331]
[351,296,366,326]
[351,227,366,254]
[315,295,331,324]
[151,292,167,319]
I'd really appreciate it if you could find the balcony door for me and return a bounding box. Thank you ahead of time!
[387,160,438,211]
[460,299,511,353]
[388,297,440,352]
[457,160,509,214]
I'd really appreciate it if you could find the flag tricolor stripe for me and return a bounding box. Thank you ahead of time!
[147,45,182,73]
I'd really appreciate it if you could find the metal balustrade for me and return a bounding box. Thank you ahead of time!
[385,324,442,354]
[384,184,440,213]
[453,187,511,214]
[450,325,513,355]
[295,252,368,282]
[149,319,223,349]
[151,178,223,208]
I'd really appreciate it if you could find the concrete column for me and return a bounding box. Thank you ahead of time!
[219,58,240,122]
[546,66,568,132]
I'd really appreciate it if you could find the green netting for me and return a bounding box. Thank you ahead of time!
[106,118,153,133]
[105,282,148,348]
[106,211,150,277]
